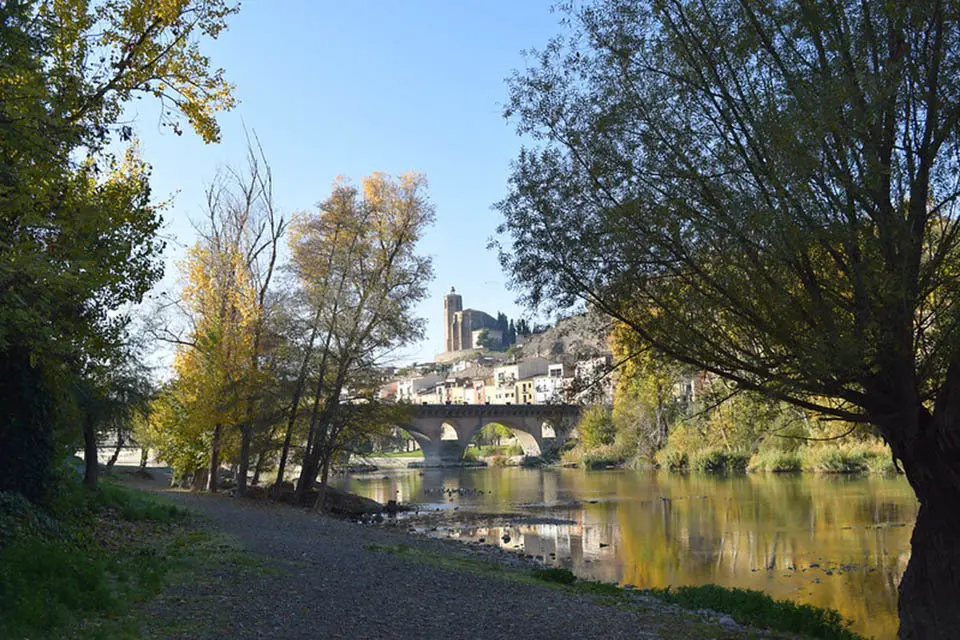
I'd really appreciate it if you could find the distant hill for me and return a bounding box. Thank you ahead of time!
[514,311,610,366]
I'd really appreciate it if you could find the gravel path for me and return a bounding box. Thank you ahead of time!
[133,480,768,640]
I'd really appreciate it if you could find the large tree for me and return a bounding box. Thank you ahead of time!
[0,0,236,499]
[497,1,960,637]
[288,173,434,507]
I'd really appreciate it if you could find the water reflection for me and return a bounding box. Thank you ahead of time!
[334,468,915,639]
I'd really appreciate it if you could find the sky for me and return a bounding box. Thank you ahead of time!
[132,1,568,368]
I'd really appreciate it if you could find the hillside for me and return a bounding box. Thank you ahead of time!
[514,311,611,365]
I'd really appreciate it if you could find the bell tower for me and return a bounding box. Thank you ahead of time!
[443,287,463,352]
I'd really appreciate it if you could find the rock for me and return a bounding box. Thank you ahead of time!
[718,615,738,629]
[303,485,384,515]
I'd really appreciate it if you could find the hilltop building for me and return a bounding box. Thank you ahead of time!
[443,287,502,353]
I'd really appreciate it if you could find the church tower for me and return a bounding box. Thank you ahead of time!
[443,287,463,352]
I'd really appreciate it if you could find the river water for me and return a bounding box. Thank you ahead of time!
[334,467,917,639]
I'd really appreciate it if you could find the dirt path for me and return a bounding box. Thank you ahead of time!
[127,472,772,640]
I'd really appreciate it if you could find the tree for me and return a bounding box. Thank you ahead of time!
[577,405,616,450]
[497,1,960,636]
[0,0,237,499]
[610,323,686,459]
[476,328,496,350]
[289,172,435,507]
[156,137,285,494]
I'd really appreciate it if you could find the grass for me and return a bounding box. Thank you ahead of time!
[0,474,193,640]
[799,443,899,474]
[691,449,750,473]
[748,450,803,473]
[650,584,862,640]
[655,448,690,471]
[365,543,863,639]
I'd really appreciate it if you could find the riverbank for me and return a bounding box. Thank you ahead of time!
[118,469,863,640]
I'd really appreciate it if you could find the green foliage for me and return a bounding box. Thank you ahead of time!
[93,482,182,523]
[0,477,185,638]
[802,446,875,474]
[748,450,803,473]
[656,448,689,471]
[649,585,862,640]
[578,405,617,449]
[1,0,238,499]
[580,444,628,469]
[690,449,749,474]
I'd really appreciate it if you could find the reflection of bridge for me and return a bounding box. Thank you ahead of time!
[402,404,581,465]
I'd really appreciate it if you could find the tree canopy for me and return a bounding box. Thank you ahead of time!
[497,2,960,636]
[0,0,237,499]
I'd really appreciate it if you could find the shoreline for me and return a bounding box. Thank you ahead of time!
[119,467,864,639]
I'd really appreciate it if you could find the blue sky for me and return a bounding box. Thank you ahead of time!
[134,0,565,367]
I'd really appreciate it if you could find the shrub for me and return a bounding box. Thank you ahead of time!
[581,444,626,469]
[690,449,750,473]
[578,405,617,449]
[656,448,689,471]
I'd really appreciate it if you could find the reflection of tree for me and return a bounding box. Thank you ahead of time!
[614,474,916,639]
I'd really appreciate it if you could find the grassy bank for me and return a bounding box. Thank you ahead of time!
[367,543,862,639]
[642,440,899,475]
[0,470,253,639]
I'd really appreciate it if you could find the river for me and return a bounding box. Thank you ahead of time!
[333,467,916,639]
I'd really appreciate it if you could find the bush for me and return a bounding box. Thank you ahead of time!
[578,405,617,449]
[690,449,750,473]
[581,444,627,469]
[748,450,802,473]
[656,448,689,471]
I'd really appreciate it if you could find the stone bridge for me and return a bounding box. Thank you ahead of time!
[400,404,581,466]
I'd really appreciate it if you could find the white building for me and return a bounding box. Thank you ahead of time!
[574,355,615,404]
[493,358,549,387]
[533,363,569,404]
[397,374,443,402]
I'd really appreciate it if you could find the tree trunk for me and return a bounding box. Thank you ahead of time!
[139,445,149,469]
[275,308,323,499]
[237,424,251,496]
[898,499,960,639]
[106,428,124,470]
[83,414,99,490]
[892,406,960,640]
[252,446,268,486]
[209,423,222,492]
[312,450,333,513]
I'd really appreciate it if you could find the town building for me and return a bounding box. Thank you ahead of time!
[397,374,443,402]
